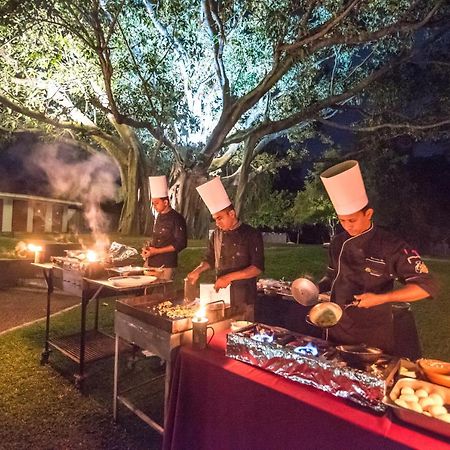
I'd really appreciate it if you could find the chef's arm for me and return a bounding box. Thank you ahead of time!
[187,261,212,284]
[147,245,176,256]
[354,283,430,309]
[225,265,261,282]
[214,265,262,290]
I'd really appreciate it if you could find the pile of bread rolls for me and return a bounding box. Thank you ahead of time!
[392,385,450,422]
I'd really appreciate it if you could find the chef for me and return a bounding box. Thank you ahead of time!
[186,177,264,320]
[317,160,437,354]
[142,175,187,280]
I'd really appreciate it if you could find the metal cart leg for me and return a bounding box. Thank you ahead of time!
[41,268,53,365]
[75,284,88,390]
[163,359,171,429]
[113,334,119,422]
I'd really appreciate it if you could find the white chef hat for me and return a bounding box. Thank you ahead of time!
[148,175,169,199]
[320,160,368,215]
[196,177,232,215]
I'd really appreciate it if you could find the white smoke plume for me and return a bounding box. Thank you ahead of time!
[30,144,119,253]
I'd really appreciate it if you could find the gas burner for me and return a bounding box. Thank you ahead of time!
[250,331,274,344]
[293,342,319,356]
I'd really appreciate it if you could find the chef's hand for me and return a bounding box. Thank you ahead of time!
[186,270,200,285]
[214,275,231,291]
[353,292,386,308]
[144,246,160,258]
[141,247,150,259]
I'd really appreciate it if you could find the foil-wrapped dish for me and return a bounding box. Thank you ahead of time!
[226,323,399,412]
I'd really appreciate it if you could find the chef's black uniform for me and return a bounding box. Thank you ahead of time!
[204,223,264,312]
[146,209,187,268]
[318,224,436,354]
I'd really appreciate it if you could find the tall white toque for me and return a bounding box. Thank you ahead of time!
[320,160,369,215]
[148,175,169,199]
[196,177,232,215]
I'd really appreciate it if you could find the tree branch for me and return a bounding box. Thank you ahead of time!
[202,0,231,108]
[0,94,119,144]
[316,117,450,132]
[279,0,361,53]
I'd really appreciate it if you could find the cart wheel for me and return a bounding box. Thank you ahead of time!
[74,376,83,390]
[40,351,49,365]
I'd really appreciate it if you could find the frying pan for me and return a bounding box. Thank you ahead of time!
[306,300,360,328]
[290,278,320,306]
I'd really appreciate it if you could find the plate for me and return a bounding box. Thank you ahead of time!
[108,275,157,288]
[108,266,145,274]
[424,372,450,388]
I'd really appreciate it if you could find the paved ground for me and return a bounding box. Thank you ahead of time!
[0,287,80,333]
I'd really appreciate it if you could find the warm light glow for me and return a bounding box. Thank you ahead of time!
[86,250,98,262]
[27,244,43,252]
[193,303,207,322]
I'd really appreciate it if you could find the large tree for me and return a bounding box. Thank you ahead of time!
[1,0,448,236]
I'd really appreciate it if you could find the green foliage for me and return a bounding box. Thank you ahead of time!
[287,156,338,237]
[245,189,294,230]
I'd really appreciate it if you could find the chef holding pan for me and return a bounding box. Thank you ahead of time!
[186,177,264,320]
[315,160,437,354]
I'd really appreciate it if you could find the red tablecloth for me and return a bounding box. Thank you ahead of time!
[163,331,450,450]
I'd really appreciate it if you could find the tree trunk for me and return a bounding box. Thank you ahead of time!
[235,136,257,218]
[171,163,211,239]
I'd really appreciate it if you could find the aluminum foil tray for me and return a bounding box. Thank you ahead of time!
[226,323,399,412]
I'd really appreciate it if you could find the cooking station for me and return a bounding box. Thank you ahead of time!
[113,294,235,435]
[226,323,399,412]
[34,249,172,390]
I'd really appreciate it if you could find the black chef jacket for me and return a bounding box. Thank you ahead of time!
[318,224,436,354]
[204,223,265,310]
[146,208,187,268]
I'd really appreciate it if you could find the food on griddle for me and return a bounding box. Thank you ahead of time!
[151,301,197,319]
[315,308,338,327]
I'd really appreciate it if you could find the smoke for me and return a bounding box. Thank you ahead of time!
[30,144,119,251]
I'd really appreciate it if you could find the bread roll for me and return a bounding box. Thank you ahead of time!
[399,394,418,403]
[419,397,435,410]
[394,398,409,409]
[437,413,450,423]
[400,386,415,396]
[407,402,423,413]
[428,393,444,406]
[429,405,447,417]
[414,389,428,398]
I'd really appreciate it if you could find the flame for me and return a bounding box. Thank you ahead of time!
[86,250,98,262]
[28,244,43,252]
[193,302,207,322]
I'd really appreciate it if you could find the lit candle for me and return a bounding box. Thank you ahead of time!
[192,316,209,350]
[28,244,43,264]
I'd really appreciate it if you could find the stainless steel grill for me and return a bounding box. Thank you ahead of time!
[113,293,234,434]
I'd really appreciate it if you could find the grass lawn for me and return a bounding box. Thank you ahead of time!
[0,237,449,448]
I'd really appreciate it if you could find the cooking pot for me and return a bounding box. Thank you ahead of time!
[336,344,383,368]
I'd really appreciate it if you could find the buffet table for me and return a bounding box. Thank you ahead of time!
[163,331,450,450]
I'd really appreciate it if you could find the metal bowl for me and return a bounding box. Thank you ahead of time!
[337,345,383,368]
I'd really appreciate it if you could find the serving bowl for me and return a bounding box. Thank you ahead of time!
[336,344,383,368]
